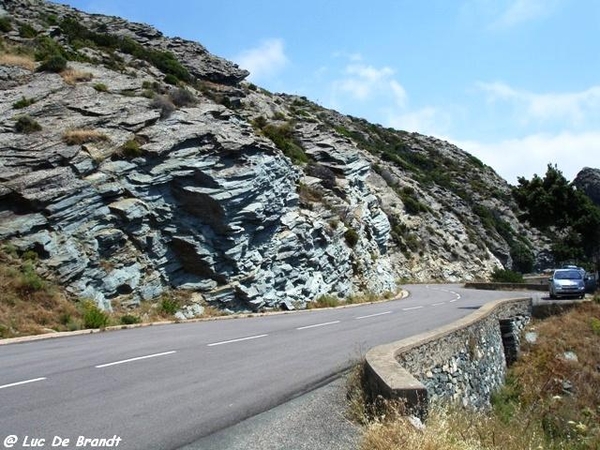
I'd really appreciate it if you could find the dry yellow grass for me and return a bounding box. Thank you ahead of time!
[62,129,109,145]
[60,69,93,85]
[0,246,228,338]
[0,249,80,338]
[0,53,36,71]
[355,301,600,450]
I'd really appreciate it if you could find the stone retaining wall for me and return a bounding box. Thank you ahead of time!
[464,282,547,291]
[365,297,532,418]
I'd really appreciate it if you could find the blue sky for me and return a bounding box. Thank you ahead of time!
[59,0,599,184]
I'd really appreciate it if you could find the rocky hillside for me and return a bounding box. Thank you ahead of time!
[0,0,548,313]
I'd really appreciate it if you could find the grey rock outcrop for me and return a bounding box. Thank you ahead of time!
[573,167,600,207]
[0,0,548,313]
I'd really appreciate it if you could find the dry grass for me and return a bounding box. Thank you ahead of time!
[0,53,36,71]
[0,246,231,338]
[361,406,551,450]
[0,249,81,338]
[62,129,109,145]
[356,301,600,450]
[60,69,93,85]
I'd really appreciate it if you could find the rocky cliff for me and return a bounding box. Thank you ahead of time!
[574,167,600,208]
[0,0,548,313]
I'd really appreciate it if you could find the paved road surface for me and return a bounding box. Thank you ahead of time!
[0,285,540,449]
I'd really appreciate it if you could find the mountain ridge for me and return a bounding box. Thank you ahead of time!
[0,0,549,314]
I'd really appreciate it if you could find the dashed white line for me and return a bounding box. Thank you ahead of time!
[95,350,176,368]
[402,306,424,311]
[355,311,392,320]
[0,377,47,390]
[207,334,268,347]
[431,302,445,307]
[297,320,340,330]
[449,299,458,303]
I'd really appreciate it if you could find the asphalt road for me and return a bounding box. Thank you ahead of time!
[0,285,539,450]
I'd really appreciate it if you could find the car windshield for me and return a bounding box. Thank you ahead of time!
[554,270,582,280]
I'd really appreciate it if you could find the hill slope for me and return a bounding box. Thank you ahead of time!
[0,0,548,312]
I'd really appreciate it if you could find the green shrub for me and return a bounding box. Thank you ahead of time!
[21,250,38,261]
[19,23,37,38]
[93,82,108,92]
[58,18,190,82]
[398,186,427,215]
[119,139,142,159]
[491,268,524,283]
[310,295,340,308]
[15,115,42,133]
[160,296,179,315]
[590,317,600,336]
[34,35,68,62]
[37,54,67,73]
[0,17,12,32]
[81,300,109,329]
[169,87,195,107]
[344,228,360,248]
[19,263,45,292]
[150,95,176,119]
[261,122,309,164]
[252,115,268,129]
[120,314,141,325]
[163,74,179,85]
[13,96,36,109]
[510,241,535,274]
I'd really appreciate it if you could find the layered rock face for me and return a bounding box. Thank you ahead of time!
[0,0,546,312]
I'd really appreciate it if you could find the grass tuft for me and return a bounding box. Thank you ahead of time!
[15,115,42,133]
[62,129,109,145]
[60,69,93,85]
[0,53,36,71]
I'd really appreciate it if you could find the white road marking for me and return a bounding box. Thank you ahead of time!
[355,311,392,320]
[449,299,458,303]
[431,302,445,306]
[402,306,424,311]
[0,377,47,390]
[95,350,176,368]
[296,320,340,330]
[207,334,268,347]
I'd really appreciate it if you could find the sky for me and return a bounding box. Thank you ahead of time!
[58,0,599,185]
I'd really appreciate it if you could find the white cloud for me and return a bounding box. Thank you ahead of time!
[462,0,561,30]
[492,0,556,28]
[385,107,449,137]
[456,131,600,184]
[477,81,600,126]
[334,63,407,107]
[234,39,288,82]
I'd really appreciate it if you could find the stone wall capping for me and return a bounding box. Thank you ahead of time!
[365,296,532,419]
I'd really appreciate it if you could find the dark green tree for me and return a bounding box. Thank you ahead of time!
[513,164,600,268]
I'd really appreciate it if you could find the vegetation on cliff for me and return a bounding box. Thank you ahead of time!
[514,164,600,270]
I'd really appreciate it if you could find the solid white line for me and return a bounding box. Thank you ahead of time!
[402,306,424,311]
[431,302,445,306]
[355,311,392,320]
[207,334,268,347]
[297,320,340,330]
[0,377,47,390]
[95,351,176,368]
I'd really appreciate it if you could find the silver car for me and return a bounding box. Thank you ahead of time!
[549,269,586,299]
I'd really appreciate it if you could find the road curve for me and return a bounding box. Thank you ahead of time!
[0,285,540,449]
